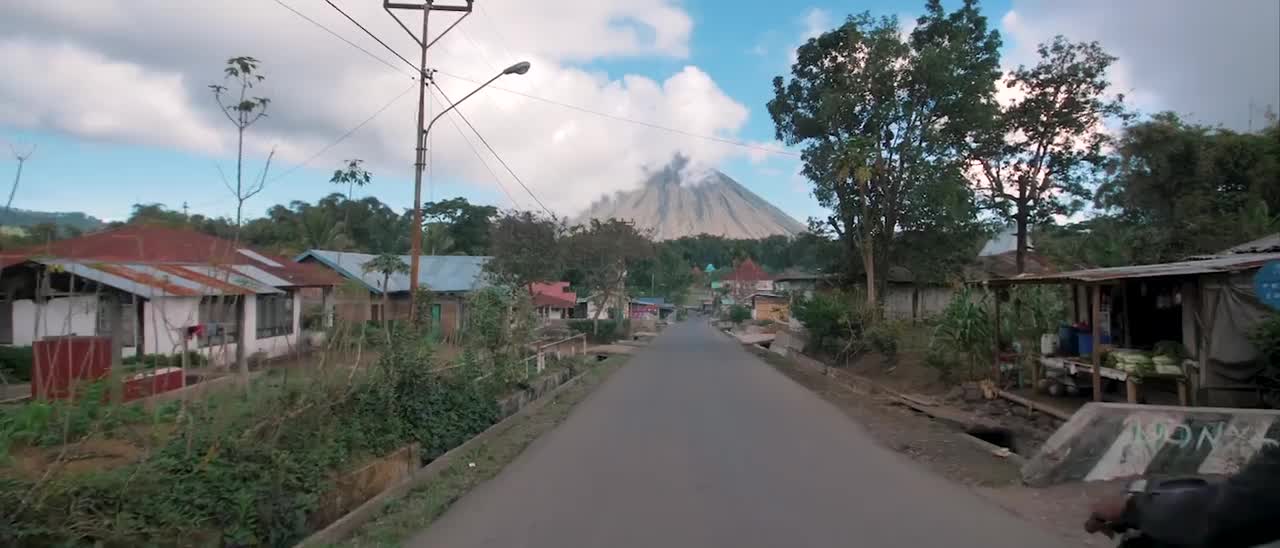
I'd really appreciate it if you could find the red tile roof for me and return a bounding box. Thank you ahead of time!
[529,281,576,308]
[0,224,340,287]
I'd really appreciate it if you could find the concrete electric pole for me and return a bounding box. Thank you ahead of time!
[384,0,473,321]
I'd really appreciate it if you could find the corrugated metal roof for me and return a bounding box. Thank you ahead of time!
[296,250,491,294]
[230,264,293,288]
[40,260,281,297]
[996,253,1280,284]
[0,225,341,287]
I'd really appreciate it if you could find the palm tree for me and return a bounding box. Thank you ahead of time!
[362,253,410,330]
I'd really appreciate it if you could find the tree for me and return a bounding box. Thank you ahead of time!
[568,219,653,330]
[1093,113,1280,262]
[971,36,1127,273]
[330,159,371,201]
[484,211,564,289]
[210,56,274,229]
[3,143,35,227]
[362,253,410,330]
[769,0,1002,308]
[330,159,371,235]
[423,197,497,255]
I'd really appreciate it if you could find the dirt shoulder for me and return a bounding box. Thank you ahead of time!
[756,347,1106,547]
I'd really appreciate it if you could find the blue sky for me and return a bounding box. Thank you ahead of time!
[1,0,1275,225]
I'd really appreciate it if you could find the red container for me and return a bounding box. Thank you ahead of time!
[122,367,185,401]
[31,336,112,400]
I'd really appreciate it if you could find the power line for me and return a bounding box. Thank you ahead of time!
[272,0,800,160]
[432,70,802,158]
[319,0,419,73]
[271,0,410,77]
[432,82,553,216]
[270,82,417,182]
[431,87,522,209]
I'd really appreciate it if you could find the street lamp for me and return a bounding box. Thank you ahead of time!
[408,61,531,319]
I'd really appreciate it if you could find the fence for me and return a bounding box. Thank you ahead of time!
[522,333,589,378]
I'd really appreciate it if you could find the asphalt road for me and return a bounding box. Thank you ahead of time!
[410,321,1077,548]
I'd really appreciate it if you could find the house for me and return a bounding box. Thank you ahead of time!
[0,225,341,365]
[722,258,774,302]
[750,292,790,323]
[530,282,576,319]
[631,297,676,320]
[773,269,835,300]
[294,250,489,338]
[991,233,1280,407]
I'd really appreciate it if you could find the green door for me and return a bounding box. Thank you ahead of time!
[430,304,443,339]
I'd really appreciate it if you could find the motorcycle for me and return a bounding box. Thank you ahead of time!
[1085,476,1211,547]
[1086,476,1280,547]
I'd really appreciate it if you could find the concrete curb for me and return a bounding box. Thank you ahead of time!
[295,362,610,547]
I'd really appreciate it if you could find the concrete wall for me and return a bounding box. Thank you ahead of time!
[12,296,99,346]
[143,293,302,366]
[142,296,200,356]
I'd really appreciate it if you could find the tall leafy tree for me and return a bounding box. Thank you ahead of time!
[769,0,1002,306]
[971,36,1128,273]
[423,197,497,255]
[1092,113,1280,262]
[568,218,653,327]
[484,211,564,289]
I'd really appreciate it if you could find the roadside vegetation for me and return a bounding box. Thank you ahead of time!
[0,287,587,546]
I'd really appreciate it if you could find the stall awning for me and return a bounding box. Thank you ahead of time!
[992,253,1280,285]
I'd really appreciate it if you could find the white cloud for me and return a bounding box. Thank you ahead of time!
[0,0,746,216]
[1000,0,1280,130]
[0,40,221,153]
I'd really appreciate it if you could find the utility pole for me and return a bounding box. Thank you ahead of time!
[182,201,190,217]
[384,0,473,321]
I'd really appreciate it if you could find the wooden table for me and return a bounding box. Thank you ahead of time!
[1039,356,1190,405]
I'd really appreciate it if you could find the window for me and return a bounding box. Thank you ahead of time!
[370,302,383,322]
[199,296,240,347]
[256,293,294,338]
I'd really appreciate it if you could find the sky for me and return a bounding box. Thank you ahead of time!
[1,0,1277,225]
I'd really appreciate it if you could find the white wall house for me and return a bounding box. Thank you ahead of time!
[0,225,338,367]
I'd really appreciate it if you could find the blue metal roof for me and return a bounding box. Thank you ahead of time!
[295,250,491,294]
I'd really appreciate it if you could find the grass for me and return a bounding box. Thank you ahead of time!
[333,355,628,547]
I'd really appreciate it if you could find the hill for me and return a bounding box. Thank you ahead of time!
[0,208,105,231]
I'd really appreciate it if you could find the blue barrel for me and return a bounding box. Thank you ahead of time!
[1058,325,1076,355]
[1077,332,1094,357]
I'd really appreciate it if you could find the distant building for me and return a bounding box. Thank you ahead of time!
[295,250,489,339]
[722,258,774,302]
[530,281,576,320]
[750,292,790,323]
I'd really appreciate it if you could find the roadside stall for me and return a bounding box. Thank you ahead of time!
[989,249,1280,407]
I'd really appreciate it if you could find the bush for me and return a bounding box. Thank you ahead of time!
[1251,313,1280,369]
[567,319,623,343]
[728,305,751,325]
[122,351,207,370]
[865,321,900,367]
[0,346,33,382]
[0,322,508,547]
[930,286,993,381]
[793,290,872,359]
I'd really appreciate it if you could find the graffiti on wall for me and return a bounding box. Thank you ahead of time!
[1128,419,1280,453]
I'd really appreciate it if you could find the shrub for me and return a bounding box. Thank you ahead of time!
[1251,313,1280,369]
[930,286,993,381]
[793,290,872,359]
[865,321,900,367]
[567,319,621,343]
[122,351,207,370]
[0,345,33,382]
[728,305,751,325]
